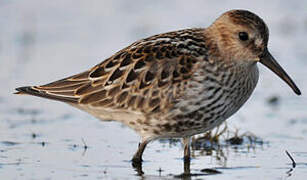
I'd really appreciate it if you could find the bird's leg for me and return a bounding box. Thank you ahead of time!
[132,138,149,166]
[183,157,191,175]
[183,137,191,162]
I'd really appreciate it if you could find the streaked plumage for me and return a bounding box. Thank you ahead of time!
[15,9,301,164]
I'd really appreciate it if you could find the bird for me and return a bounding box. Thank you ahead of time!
[15,9,301,164]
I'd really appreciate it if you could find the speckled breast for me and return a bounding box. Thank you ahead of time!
[159,61,259,138]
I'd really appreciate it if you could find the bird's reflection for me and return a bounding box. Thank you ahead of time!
[131,151,221,178]
[131,158,193,178]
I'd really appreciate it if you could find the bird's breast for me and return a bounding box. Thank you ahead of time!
[164,61,259,136]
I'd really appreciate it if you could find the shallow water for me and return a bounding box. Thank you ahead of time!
[1,0,307,179]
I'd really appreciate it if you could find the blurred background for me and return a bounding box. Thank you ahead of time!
[0,0,306,179]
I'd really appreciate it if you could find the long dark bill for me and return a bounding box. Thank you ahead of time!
[259,50,301,95]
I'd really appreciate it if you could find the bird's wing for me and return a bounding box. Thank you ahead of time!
[15,28,207,114]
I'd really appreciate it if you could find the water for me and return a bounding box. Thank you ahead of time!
[1,0,307,179]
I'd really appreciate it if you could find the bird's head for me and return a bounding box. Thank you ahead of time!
[206,9,301,95]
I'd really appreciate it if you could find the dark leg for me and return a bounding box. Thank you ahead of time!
[183,137,192,176]
[183,157,191,175]
[183,137,191,162]
[132,138,149,164]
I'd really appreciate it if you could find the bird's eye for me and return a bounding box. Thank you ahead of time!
[238,32,249,41]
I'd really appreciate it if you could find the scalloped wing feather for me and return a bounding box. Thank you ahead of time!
[15,28,207,115]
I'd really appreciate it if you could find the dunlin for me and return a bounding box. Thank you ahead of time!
[15,10,301,164]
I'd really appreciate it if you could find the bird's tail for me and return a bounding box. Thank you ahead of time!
[14,69,94,104]
[14,86,79,103]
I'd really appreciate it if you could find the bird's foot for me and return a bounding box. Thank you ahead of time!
[131,157,143,168]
